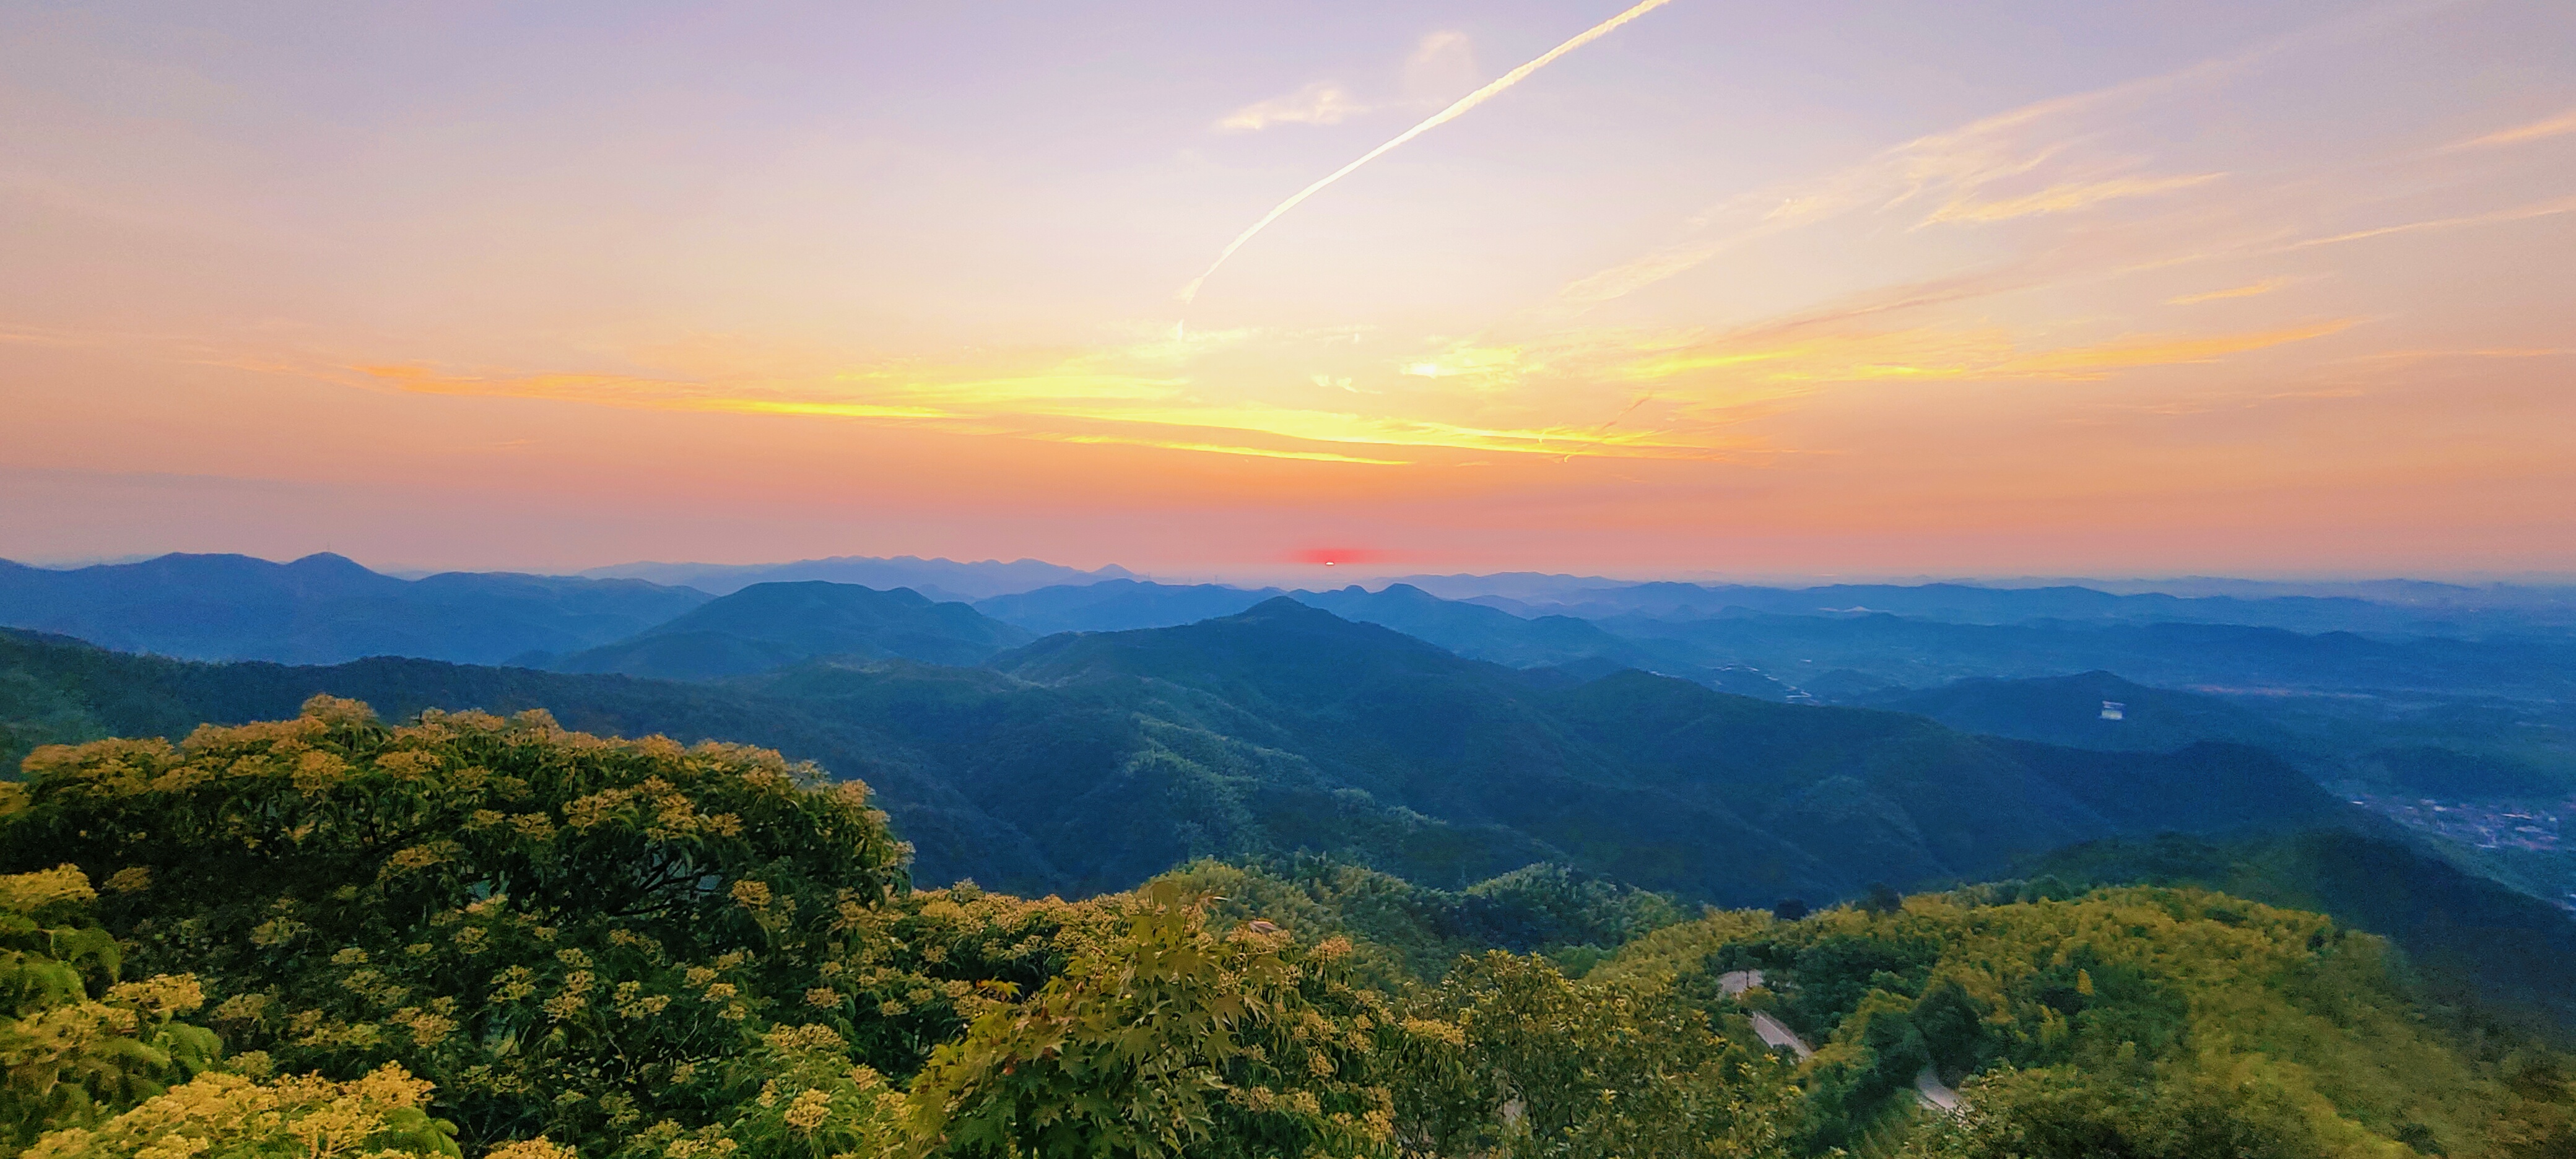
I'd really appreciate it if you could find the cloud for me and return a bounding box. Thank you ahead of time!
[344,334,1739,465]
[1398,343,1525,385]
[1925,173,2224,225]
[2287,194,2576,248]
[1993,319,2356,379]
[1550,3,2448,309]
[1181,0,1681,303]
[1554,70,2242,305]
[1403,31,1479,98]
[2445,107,2576,150]
[1030,433,1408,465]
[1217,82,1370,132]
[1597,315,2356,391]
[2168,277,2289,305]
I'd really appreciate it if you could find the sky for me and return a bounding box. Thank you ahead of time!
[3,0,2572,580]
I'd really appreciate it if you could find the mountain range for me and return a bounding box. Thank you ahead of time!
[0,552,708,665]
[577,553,1133,599]
[0,599,2364,906]
[8,570,2576,1040]
[4,552,2568,803]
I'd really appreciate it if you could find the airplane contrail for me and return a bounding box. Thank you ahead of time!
[1178,0,1679,305]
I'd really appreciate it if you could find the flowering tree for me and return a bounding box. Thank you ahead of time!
[901,882,1396,1159]
[0,865,219,1150]
[2,697,910,1153]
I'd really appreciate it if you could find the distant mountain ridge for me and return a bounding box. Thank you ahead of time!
[553,581,1033,679]
[1450,580,2576,635]
[0,552,710,666]
[973,579,1281,633]
[577,554,1134,599]
[1860,671,2300,754]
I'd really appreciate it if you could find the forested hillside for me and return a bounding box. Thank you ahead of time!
[1861,671,2576,797]
[2,700,2569,1158]
[2021,830,2576,1036]
[2,598,2367,906]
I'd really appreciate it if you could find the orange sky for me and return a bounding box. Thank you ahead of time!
[3,1,2572,578]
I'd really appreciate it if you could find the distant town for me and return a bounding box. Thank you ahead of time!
[2347,791,2576,913]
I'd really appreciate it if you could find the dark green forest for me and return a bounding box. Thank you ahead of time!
[5,698,2574,1157]
[0,606,2365,903]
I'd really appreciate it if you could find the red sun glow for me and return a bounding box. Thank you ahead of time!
[1289,547,1398,566]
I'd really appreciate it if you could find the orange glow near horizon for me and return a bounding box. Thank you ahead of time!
[2,4,2572,577]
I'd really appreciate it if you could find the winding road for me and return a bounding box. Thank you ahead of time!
[1717,971,1817,1059]
[1717,968,1964,1114]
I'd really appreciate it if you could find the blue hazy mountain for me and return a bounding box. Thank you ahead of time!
[577,554,1134,599]
[1429,577,2576,635]
[1588,609,2576,699]
[552,580,1034,679]
[974,579,1282,633]
[1287,584,1674,670]
[0,552,709,665]
[1859,671,2300,753]
[979,580,1798,697]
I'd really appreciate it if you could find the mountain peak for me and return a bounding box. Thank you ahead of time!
[285,551,376,575]
[554,578,1032,679]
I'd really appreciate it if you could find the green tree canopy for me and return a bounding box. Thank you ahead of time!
[901,881,1395,1159]
[0,697,911,1151]
[0,866,219,1150]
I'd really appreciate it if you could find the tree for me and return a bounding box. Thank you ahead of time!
[899,882,1395,1159]
[1,697,910,1152]
[1385,952,1801,1159]
[0,865,218,1149]
[25,1062,463,1159]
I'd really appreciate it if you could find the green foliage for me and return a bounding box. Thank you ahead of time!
[1606,886,2576,1156]
[1896,1062,2325,1159]
[612,1023,903,1159]
[0,664,108,776]
[9,697,2575,1158]
[0,866,219,1150]
[2022,830,2576,1038]
[1160,857,1686,985]
[25,1062,465,1159]
[1,696,917,1153]
[902,881,1393,1159]
[1384,952,1801,1158]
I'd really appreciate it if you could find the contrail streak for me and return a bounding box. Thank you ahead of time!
[1178,0,1678,305]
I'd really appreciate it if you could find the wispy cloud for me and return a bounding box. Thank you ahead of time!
[2287,194,2576,248]
[2169,277,2289,305]
[2340,346,2567,363]
[1993,319,2355,379]
[1598,316,2356,390]
[1403,31,1478,98]
[1180,0,1679,303]
[1554,54,2260,306]
[1217,82,1370,132]
[1925,173,2224,225]
[344,341,1741,465]
[1549,4,2456,310]
[2445,107,2576,150]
